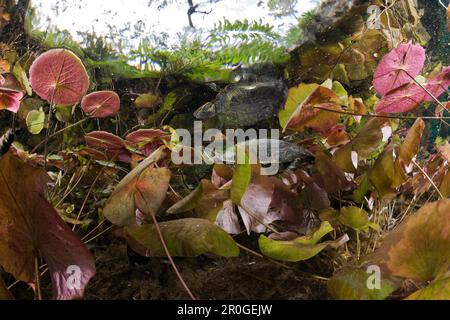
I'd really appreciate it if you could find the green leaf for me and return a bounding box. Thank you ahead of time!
[338,206,373,232]
[13,61,32,96]
[328,267,398,300]
[230,152,251,205]
[126,218,240,257]
[406,277,450,300]
[166,183,204,214]
[278,83,318,129]
[258,221,348,262]
[26,108,45,135]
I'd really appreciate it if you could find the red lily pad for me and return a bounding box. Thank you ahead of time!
[125,129,170,156]
[81,91,120,118]
[375,82,425,113]
[29,49,89,105]
[422,66,450,102]
[85,131,126,151]
[373,42,425,96]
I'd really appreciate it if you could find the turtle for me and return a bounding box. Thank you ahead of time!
[193,80,287,128]
[209,138,315,174]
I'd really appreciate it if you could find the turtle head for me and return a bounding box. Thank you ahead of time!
[194,102,216,120]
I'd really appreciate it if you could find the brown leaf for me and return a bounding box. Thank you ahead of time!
[398,118,425,167]
[369,199,450,282]
[103,147,170,226]
[284,86,343,134]
[0,152,95,299]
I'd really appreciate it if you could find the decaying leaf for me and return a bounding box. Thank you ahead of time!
[103,147,170,226]
[126,218,239,257]
[0,152,95,299]
[283,86,342,134]
[398,118,425,167]
[369,199,450,282]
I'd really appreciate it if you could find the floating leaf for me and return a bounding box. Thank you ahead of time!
[328,267,398,300]
[26,108,45,135]
[369,199,450,282]
[373,42,425,96]
[0,152,95,299]
[406,277,450,300]
[103,148,169,226]
[81,91,120,118]
[126,218,239,257]
[29,49,89,105]
[258,221,348,262]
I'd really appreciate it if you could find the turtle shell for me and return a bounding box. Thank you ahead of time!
[212,81,287,128]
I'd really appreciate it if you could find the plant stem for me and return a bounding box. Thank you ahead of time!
[34,252,42,300]
[315,106,450,120]
[411,158,444,199]
[31,117,89,154]
[148,211,197,300]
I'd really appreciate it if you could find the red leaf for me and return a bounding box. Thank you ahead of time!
[375,82,425,113]
[29,49,89,105]
[125,129,169,156]
[85,131,126,151]
[373,42,425,96]
[81,91,120,118]
[0,152,95,299]
[422,66,450,102]
[0,87,23,113]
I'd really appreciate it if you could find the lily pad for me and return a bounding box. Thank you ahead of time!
[81,91,120,118]
[29,49,89,105]
[26,108,45,135]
